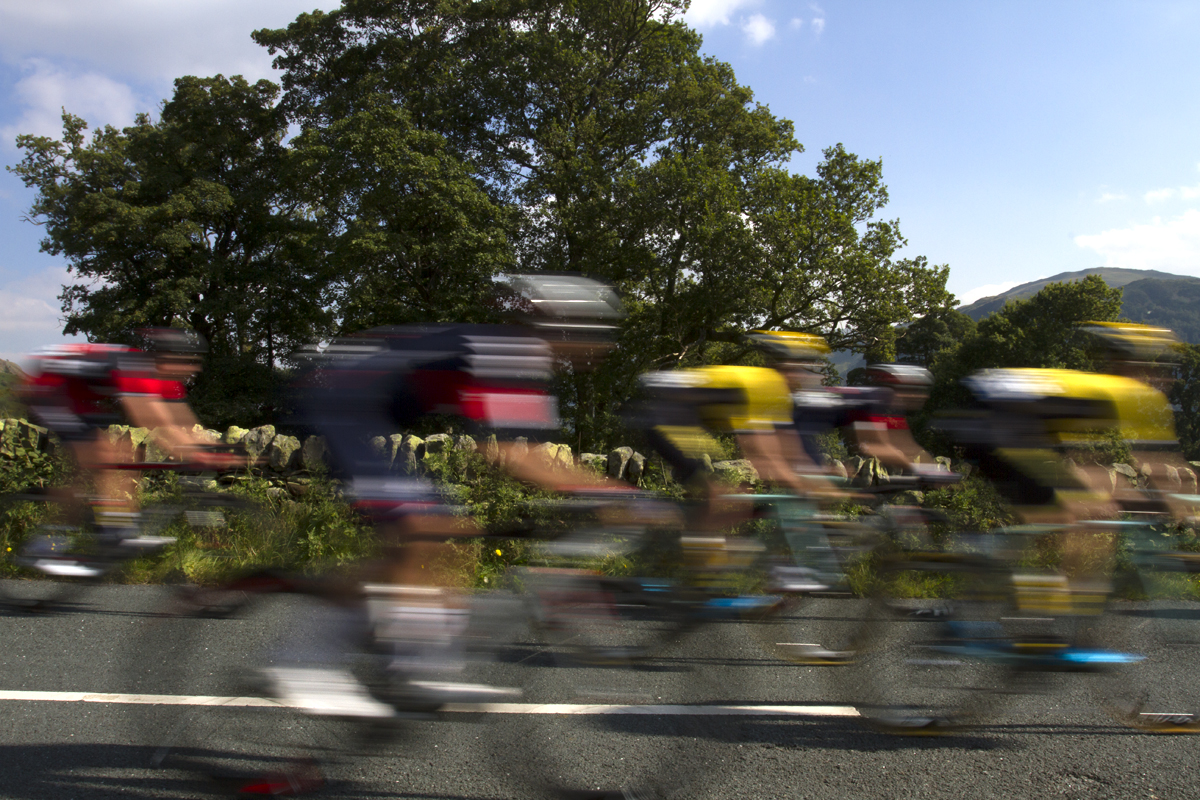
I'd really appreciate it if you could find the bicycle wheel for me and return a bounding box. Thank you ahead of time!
[0,490,97,612]
[128,589,380,793]
[521,525,696,664]
[486,573,758,800]
[745,515,873,667]
[837,551,1019,733]
[1091,558,1200,732]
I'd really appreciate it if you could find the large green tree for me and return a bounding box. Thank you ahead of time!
[9,75,331,423]
[925,275,1125,417]
[255,0,950,448]
[1170,343,1200,460]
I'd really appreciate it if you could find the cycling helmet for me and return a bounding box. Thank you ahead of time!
[136,327,209,356]
[495,273,624,342]
[863,363,933,388]
[1080,321,1179,363]
[747,330,831,363]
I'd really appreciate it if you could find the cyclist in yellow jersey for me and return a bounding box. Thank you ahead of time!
[944,322,1187,599]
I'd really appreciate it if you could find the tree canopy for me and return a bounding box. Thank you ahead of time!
[13,0,952,445]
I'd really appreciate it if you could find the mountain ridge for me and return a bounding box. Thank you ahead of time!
[957,268,1200,343]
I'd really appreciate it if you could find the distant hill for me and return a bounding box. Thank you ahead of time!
[958,268,1200,343]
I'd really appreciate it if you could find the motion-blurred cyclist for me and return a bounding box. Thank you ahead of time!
[282,274,633,717]
[21,328,236,546]
[941,322,1183,607]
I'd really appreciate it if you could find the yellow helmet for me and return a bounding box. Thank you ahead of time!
[1080,321,1180,362]
[748,330,831,362]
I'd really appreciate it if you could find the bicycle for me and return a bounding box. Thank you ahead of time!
[0,459,263,615]
[131,495,760,799]
[1087,508,1200,732]
[830,518,1161,735]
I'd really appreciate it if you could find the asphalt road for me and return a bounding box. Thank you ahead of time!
[0,582,1198,800]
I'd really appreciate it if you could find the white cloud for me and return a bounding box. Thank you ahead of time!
[0,1,342,85]
[742,14,776,45]
[683,0,757,27]
[0,266,85,361]
[1145,187,1177,204]
[790,18,803,30]
[810,3,826,34]
[1097,191,1128,203]
[1074,209,1200,276]
[956,281,1023,306]
[1,59,143,147]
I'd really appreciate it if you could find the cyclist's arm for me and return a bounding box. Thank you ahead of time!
[736,430,811,496]
[120,396,214,460]
[494,440,629,494]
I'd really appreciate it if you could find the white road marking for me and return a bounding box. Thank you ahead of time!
[0,690,859,717]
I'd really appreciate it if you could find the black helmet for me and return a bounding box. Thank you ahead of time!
[863,363,932,388]
[137,327,208,355]
[494,273,624,342]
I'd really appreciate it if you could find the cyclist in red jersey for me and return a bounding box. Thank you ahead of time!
[22,329,236,537]
[274,274,635,717]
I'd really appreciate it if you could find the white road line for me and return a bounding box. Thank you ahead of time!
[0,690,859,717]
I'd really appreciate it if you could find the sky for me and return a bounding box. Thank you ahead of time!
[2,0,1200,358]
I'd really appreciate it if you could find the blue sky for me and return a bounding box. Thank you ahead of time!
[2,0,1199,358]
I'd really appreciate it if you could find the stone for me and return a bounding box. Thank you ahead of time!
[1104,468,1118,493]
[455,435,477,453]
[553,443,573,469]
[713,459,759,485]
[369,436,388,457]
[872,457,890,485]
[627,452,646,485]
[509,437,529,462]
[533,442,569,469]
[242,425,277,462]
[267,434,301,471]
[190,424,222,444]
[1165,464,1183,489]
[395,434,425,473]
[483,434,500,461]
[224,426,249,445]
[1180,467,1198,494]
[105,425,137,459]
[608,446,634,480]
[286,480,310,497]
[701,453,714,473]
[849,457,872,488]
[1,419,47,455]
[143,428,173,462]
[846,456,866,480]
[424,433,452,455]
[302,436,328,471]
[580,453,608,473]
[890,489,925,506]
[936,456,953,472]
[1113,463,1138,479]
[828,459,848,480]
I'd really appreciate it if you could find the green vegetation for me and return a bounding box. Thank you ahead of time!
[9,0,950,449]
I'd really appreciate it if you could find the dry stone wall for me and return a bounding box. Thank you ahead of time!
[4,417,1195,497]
